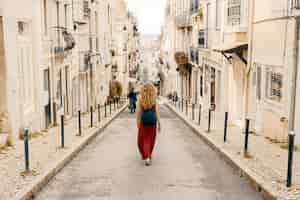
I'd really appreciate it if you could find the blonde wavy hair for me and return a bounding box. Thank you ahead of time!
[139,82,157,109]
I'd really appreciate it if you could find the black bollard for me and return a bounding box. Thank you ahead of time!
[181,99,184,112]
[104,103,107,118]
[61,115,65,148]
[208,109,212,132]
[114,99,116,111]
[110,101,112,115]
[90,106,93,128]
[244,119,250,154]
[186,100,188,116]
[24,128,30,172]
[198,104,202,125]
[78,110,82,136]
[224,112,229,143]
[192,104,195,121]
[98,104,101,123]
[287,132,295,187]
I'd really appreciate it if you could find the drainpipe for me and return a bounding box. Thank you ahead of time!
[288,16,300,134]
[244,0,255,121]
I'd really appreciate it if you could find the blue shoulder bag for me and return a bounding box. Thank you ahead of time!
[141,107,157,126]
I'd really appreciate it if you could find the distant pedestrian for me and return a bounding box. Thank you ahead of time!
[136,82,161,166]
[128,88,137,113]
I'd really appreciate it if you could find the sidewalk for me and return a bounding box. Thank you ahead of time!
[167,100,300,200]
[0,100,127,200]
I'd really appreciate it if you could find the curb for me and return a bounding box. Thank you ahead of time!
[166,103,278,200]
[13,103,128,200]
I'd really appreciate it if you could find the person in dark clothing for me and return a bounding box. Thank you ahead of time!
[128,88,137,113]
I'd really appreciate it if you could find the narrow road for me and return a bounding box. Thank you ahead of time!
[35,104,262,200]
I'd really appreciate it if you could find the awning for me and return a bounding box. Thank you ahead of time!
[213,42,248,65]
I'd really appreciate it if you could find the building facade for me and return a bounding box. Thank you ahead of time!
[161,0,300,144]
[0,0,139,145]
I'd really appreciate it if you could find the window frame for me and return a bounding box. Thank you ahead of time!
[227,0,241,26]
[265,67,283,103]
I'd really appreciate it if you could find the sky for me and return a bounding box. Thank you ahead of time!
[125,0,167,35]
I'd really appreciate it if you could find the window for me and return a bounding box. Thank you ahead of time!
[56,69,63,107]
[18,21,27,35]
[64,4,68,28]
[43,0,48,35]
[256,66,262,100]
[44,69,50,91]
[265,69,283,102]
[216,0,222,29]
[200,75,203,97]
[228,0,241,25]
[83,1,89,18]
[292,0,300,9]
[198,30,205,48]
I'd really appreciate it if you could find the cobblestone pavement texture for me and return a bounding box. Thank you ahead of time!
[0,102,123,200]
[35,104,262,200]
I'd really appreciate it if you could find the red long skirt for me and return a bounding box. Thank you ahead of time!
[138,123,157,160]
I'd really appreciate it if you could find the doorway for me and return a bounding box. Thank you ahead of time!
[210,68,216,111]
[44,68,51,128]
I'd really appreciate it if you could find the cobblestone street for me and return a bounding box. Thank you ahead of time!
[35,104,262,200]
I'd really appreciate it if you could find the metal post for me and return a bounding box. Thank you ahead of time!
[24,128,30,172]
[185,100,188,116]
[78,110,82,136]
[105,103,107,118]
[61,115,65,148]
[287,132,295,187]
[114,99,116,111]
[90,106,93,128]
[192,104,195,121]
[181,98,184,112]
[198,104,202,125]
[110,101,112,115]
[224,112,229,143]
[244,119,250,154]
[98,104,101,123]
[208,109,212,132]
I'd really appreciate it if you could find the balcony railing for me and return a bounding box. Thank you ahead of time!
[175,12,192,28]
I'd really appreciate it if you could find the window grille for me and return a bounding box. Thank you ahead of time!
[83,1,90,18]
[228,0,241,25]
[266,69,283,102]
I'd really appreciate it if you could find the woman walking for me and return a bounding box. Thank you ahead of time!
[136,82,161,166]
